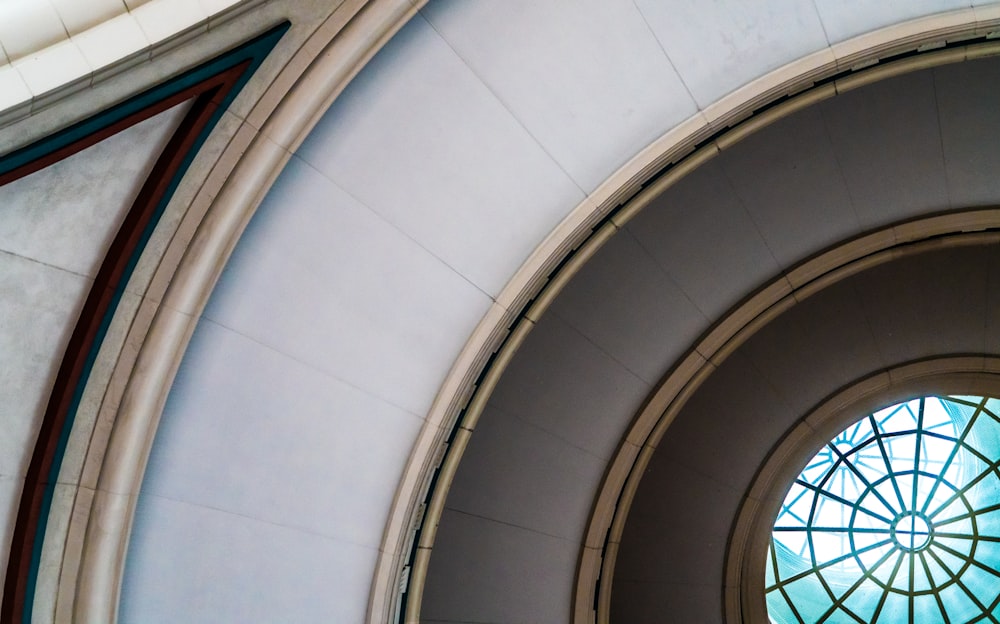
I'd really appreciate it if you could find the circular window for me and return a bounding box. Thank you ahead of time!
[767,396,1000,623]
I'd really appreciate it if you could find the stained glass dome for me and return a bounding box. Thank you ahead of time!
[767,396,1000,623]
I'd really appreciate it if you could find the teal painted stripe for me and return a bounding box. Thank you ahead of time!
[3,22,290,624]
[2,22,287,176]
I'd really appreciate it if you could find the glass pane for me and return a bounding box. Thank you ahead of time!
[767,396,1000,623]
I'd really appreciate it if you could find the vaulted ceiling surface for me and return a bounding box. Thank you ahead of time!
[423,55,1000,624]
[3,2,999,623]
[614,240,1000,623]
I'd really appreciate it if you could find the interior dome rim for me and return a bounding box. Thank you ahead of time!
[730,359,1000,624]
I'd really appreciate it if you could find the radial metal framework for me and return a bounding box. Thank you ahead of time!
[768,396,1000,623]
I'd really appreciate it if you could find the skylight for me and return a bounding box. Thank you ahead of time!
[767,396,1000,623]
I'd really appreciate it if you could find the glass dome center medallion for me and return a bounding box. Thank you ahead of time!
[890,511,931,552]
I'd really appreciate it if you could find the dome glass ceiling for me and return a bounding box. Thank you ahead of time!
[767,396,1000,623]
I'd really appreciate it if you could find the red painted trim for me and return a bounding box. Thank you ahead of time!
[0,68,239,187]
[1,61,249,623]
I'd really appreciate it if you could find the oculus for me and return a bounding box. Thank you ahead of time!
[767,396,1000,623]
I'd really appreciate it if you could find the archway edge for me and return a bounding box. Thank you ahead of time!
[589,222,1000,624]
[66,0,426,621]
[47,4,1000,624]
[401,18,1000,624]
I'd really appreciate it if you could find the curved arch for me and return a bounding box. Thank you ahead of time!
[14,4,1000,623]
[405,31,1000,624]
[606,233,1000,621]
[592,222,1000,622]
[51,1,426,620]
